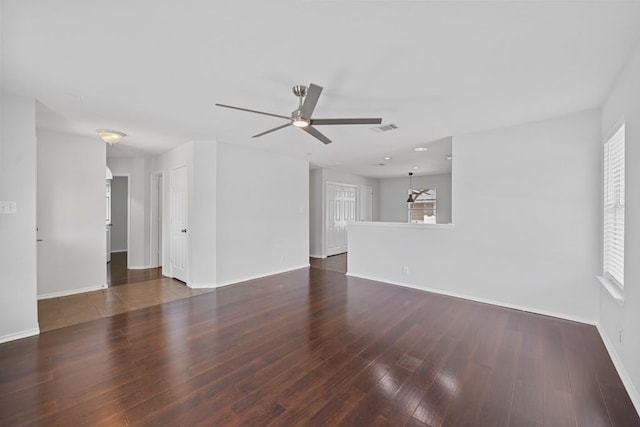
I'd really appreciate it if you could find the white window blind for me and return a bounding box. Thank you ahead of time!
[603,124,625,288]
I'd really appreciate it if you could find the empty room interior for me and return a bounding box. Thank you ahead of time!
[2,1,640,425]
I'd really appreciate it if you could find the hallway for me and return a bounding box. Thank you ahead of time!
[37,253,213,332]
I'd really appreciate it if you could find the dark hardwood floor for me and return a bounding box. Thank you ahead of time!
[309,253,347,274]
[107,252,163,286]
[1,266,638,425]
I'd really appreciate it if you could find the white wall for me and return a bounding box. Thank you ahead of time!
[189,141,217,287]
[379,173,452,224]
[110,176,128,252]
[600,38,640,410]
[349,110,601,324]
[108,157,150,268]
[36,129,106,297]
[309,167,380,258]
[0,91,39,342]
[216,142,309,285]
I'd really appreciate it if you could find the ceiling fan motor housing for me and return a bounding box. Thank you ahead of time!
[292,85,308,98]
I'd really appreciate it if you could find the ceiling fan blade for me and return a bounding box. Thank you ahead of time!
[311,118,383,125]
[302,126,332,145]
[252,123,292,138]
[300,84,323,118]
[215,103,290,120]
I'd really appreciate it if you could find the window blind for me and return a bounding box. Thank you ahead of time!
[603,124,625,288]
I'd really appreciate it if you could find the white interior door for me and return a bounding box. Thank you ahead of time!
[326,183,357,256]
[359,185,373,221]
[170,166,188,282]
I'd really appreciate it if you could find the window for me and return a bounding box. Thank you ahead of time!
[603,123,625,289]
[408,188,436,224]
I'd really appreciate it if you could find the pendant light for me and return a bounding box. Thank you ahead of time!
[406,172,414,203]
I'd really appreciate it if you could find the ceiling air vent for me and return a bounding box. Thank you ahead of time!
[371,123,399,133]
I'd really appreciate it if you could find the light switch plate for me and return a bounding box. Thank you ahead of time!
[0,201,17,214]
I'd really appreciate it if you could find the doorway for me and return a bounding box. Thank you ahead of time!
[325,182,357,257]
[109,176,129,257]
[150,172,163,269]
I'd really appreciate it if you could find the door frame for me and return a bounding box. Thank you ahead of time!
[323,181,358,258]
[149,171,164,269]
[111,173,131,268]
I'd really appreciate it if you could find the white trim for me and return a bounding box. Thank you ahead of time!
[187,282,217,289]
[110,249,127,254]
[128,265,154,270]
[345,272,597,325]
[38,284,108,300]
[309,253,325,259]
[596,275,625,306]
[597,323,640,416]
[215,264,310,288]
[0,327,40,344]
[348,221,455,230]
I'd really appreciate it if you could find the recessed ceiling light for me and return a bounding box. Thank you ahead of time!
[384,156,392,160]
[414,147,428,152]
[413,166,419,170]
[446,154,452,160]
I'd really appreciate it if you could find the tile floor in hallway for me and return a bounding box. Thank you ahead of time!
[37,253,348,333]
[37,253,214,332]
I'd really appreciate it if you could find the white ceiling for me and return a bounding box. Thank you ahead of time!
[3,0,640,178]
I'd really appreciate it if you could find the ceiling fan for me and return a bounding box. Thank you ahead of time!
[215,83,382,145]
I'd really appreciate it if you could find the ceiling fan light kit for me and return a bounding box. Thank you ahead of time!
[215,83,382,144]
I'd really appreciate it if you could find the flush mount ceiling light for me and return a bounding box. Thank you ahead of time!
[97,129,126,144]
[414,146,428,152]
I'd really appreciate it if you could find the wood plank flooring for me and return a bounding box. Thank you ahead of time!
[2,266,638,426]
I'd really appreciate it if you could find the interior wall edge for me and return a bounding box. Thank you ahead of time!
[0,328,40,345]
[346,272,598,326]
[597,323,640,417]
[214,264,310,289]
[37,284,108,300]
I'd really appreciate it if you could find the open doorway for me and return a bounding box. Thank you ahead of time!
[150,172,163,269]
[107,175,129,284]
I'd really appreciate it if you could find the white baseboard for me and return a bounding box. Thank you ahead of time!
[38,284,108,300]
[0,327,40,344]
[345,272,597,326]
[128,265,153,270]
[309,254,325,259]
[110,249,127,254]
[597,323,640,416]
[187,282,217,289]
[216,264,310,288]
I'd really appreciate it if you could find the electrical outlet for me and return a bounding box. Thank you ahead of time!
[402,266,410,276]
